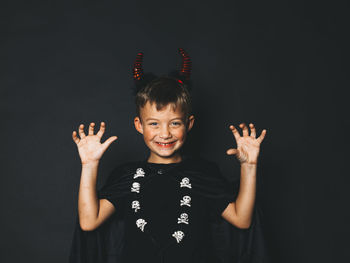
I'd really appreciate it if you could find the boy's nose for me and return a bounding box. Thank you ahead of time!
[159,126,171,139]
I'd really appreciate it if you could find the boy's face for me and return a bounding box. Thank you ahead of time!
[134,101,194,164]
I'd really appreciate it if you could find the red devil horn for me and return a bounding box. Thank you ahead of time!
[133,52,144,81]
[178,48,191,81]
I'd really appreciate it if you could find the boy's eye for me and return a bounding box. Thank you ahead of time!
[171,122,181,126]
[149,122,158,126]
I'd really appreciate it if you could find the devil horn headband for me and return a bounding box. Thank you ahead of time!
[132,48,192,94]
[132,52,144,81]
[178,48,192,82]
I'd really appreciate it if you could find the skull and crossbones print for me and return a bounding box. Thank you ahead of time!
[180,177,192,188]
[134,168,145,179]
[132,200,140,212]
[136,218,147,232]
[131,182,140,193]
[172,230,185,243]
[180,195,191,207]
[177,213,189,224]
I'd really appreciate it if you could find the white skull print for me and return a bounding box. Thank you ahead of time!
[180,177,192,188]
[131,182,140,193]
[134,168,145,179]
[177,213,189,224]
[131,200,140,212]
[180,195,191,207]
[136,218,147,232]
[172,230,185,243]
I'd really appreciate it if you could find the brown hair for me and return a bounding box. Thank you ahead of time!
[135,76,192,121]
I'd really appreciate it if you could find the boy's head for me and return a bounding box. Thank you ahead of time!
[134,76,195,163]
[134,76,192,120]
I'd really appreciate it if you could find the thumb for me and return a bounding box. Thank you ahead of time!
[226,148,238,155]
[102,136,118,150]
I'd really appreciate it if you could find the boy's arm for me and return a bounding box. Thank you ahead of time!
[78,162,116,231]
[221,163,257,229]
[72,122,118,231]
[221,122,266,229]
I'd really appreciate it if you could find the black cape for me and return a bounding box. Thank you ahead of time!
[69,156,269,263]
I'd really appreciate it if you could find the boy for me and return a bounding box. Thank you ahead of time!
[69,49,267,263]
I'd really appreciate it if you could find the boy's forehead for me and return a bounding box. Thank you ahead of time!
[140,101,185,119]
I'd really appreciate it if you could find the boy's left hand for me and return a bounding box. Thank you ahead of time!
[226,123,266,165]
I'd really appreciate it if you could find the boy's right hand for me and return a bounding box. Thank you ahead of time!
[72,122,118,165]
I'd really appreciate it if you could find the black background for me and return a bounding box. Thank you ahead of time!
[1,1,349,263]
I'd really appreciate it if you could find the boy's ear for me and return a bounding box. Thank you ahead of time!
[134,116,143,134]
[186,115,195,132]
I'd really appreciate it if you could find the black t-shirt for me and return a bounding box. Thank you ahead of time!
[98,155,236,263]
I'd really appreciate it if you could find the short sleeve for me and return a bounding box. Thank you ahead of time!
[206,163,237,222]
[97,164,130,216]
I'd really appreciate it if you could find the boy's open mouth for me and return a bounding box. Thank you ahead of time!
[155,141,177,148]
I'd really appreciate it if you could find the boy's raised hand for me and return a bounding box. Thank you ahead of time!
[226,123,266,165]
[72,122,118,165]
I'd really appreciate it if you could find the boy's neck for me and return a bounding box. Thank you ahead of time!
[147,153,182,164]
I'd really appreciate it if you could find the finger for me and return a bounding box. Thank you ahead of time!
[88,122,95,136]
[240,123,249,137]
[226,148,238,155]
[72,131,80,144]
[249,123,256,138]
[257,129,267,144]
[101,136,118,150]
[229,125,241,141]
[78,124,86,139]
[96,122,106,138]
